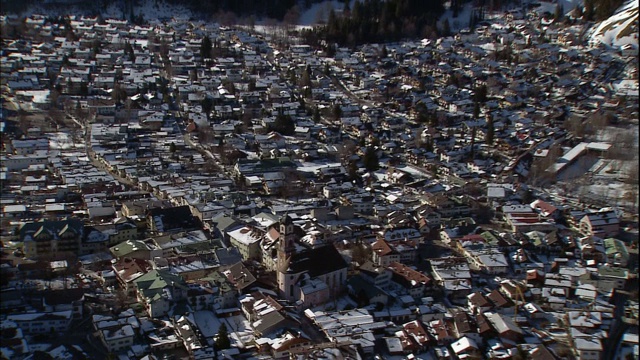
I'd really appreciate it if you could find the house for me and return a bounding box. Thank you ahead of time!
[530,199,561,220]
[93,315,136,354]
[450,336,481,359]
[385,320,431,355]
[228,226,264,261]
[371,238,401,267]
[222,261,256,293]
[305,308,380,355]
[146,205,202,235]
[110,239,162,260]
[347,275,389,306]
[602,237,629,267]
[387,261,433,298]
[42,288,85,319]
[240,292,296,337]
[574,338,602,360]
[358,261,393,289]
[427,318,456,345]
[485,312,524,343]
[133,269,188,318]
[267,331,313,359]
[579,209,619,238]
[467,292,492,315]
[20,219,85,259]
[6,310,73,334]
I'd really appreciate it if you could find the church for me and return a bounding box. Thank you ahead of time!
[275,215,348,307]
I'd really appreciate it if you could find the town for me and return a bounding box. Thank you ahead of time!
[0,0,638,359]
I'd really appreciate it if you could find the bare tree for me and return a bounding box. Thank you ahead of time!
[608,131,637,160]
[564,115,585,138]
[17,109,30,135]
[283,6,301,30]
[338,140,358,165]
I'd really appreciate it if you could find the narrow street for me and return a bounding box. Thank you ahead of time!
[80,116,139,188]
[601,289,631,360]
[297,311,327,343]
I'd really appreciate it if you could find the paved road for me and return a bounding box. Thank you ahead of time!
[601,289,630,360]
[79,115,139,189]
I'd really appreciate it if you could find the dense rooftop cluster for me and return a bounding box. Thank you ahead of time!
[0,3,638,360]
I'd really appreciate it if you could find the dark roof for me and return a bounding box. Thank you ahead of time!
[211,214,240,232]
[453,311,475,334]
[347,275,386,299]
[214,247,242,266]
[43,288,85,305]
[487,289,510,308]
[280,214,293,226]
[148,205,201,232]
[20,219,84,242]
[225,262,256,291]
[287,244,347,277]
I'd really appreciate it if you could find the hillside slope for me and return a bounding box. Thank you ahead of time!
[589,0,639,49]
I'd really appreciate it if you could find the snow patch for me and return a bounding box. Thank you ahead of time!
[588,0,639,50]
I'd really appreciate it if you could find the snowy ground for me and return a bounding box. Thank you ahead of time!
[438,1,476,32]
[21,0,192,20]
[191,310,222,342]
[48,132,76,150]
[220,315,254,349]
[588,0,639,49]
[103,0,192,21]
[309,295,358,312]
[297,0,357,26]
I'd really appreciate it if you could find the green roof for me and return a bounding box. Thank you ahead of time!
[598,265,628,279]
[603,238,629,258]
[134,269,187,300]
[480,231,499,245]
[110,240,148,257]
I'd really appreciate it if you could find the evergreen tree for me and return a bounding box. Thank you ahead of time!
[554,4,564,21]
[474,85,488,103]
[272,112,295,135]
[584,0,595,21]
[333,103,342,121]
[80,82,88,97]
[201,97,213,121]
[201,35,212,61]
[442,18,451,37]
[313,106,321,123]
[573,5,583,18]
[485,113,494,145]
[215,323,231,350]
[470,127,477,160]
[363,146,379,172]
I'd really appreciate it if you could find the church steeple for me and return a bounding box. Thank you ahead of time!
[277,214,295,267]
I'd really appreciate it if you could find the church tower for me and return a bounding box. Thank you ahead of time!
[277,214,296,300]
[277,214,295,266]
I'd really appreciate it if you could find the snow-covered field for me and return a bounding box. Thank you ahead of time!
[588,0,639,49]
[297,0,354,25]
[20,0,192,20]
[102,0,191,21]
